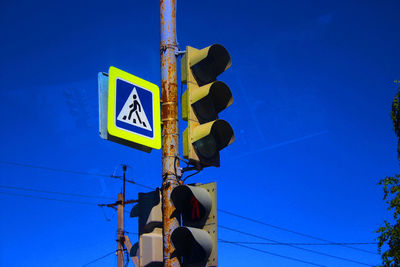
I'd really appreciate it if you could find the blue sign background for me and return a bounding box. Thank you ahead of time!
[115,78,154,138]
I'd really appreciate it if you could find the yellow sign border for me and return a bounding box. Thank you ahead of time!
[107,66,161,150]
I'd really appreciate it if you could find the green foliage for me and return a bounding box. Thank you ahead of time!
[376,82,400,266]
[391,90,400,158]
[376,176,400,265]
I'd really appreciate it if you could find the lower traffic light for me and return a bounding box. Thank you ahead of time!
[171,182,217,267]
[171,227,212,266]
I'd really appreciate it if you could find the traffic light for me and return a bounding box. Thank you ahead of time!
[171,182,217,267]
[130,189,163,267]
[181,44,234,168]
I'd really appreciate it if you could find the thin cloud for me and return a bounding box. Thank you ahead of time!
[235,75,267,144]
[231,130,329,160]
[318,14,333,25]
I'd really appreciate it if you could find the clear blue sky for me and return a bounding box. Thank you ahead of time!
[1,0,399,266]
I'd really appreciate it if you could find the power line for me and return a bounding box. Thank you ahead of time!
[219,238,326,267]
[2,183,372,265]
[0,160,154,190]
[218,240,377,246]
[82,250,116,266]
[101,205,117,221]
[0,191,99,206]
[0,184,115,200]
[218,209,377,255]
[125,180,154,190]
[2,187,372,266]
[219,225,373,266]
[0,159,376,261]
[0,160,110,177]
[0,184,138,220]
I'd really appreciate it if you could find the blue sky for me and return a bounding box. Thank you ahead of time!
[1,0,399,266]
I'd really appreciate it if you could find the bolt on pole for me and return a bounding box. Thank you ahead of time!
[160,0,180,266]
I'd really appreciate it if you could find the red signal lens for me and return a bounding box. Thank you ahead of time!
[190,196,201,220]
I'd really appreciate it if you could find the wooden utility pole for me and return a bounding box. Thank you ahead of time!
[117,193,125,267]
[98,166,139,267]
[160,0,180,266]
[98,193,138,267]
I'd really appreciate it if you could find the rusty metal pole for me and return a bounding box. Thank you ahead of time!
[160,0,180,267]
[117,193,125,267]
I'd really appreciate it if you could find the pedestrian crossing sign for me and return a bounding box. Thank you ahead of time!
[106,66,161,152]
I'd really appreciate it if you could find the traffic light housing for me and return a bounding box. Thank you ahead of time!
[171,182,217,267]
[181,44,234,168]
[130,189,163,267]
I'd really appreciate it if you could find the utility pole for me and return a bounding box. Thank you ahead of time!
[98,165,138,267]
[117,193,125,267]
[117,165,127,267]
[160,0,180,266]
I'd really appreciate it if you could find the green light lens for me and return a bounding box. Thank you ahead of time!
[193,135,217,159]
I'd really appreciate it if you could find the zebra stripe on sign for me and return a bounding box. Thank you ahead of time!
[117,87,152,131]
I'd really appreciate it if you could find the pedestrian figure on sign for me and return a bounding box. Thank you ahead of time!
[122,94,146,127]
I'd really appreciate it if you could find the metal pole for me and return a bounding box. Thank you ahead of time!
[160,0,180,266]
[117,193,125,267]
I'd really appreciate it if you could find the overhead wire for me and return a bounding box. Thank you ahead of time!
[0,184,123,222]
[0,160,110,177]
[0,191,98,206]
[110,164,153,190]
[219,238,326,267]
[101,205,116,221]
[0,186,132,222]
[218,209,377,255]
[81,250,116,266]
[219,225,373,266]
[0,159,378,261]
[2,186,372,266]
[124,180,154,190]
[0,160,154,190]
[218,240,377,246]
[0,184,115,200]
[7,184,372,262]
